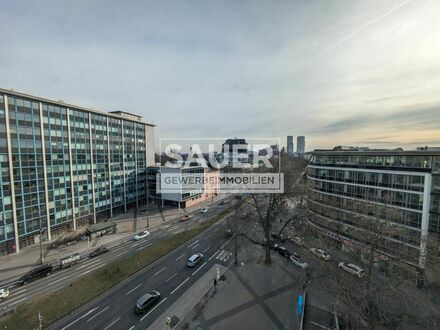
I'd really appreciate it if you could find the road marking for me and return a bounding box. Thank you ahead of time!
[220,240,230,249]
[154,267,167,276]
[47,275,70,286]
[128,326,135,330]
[109,242,122,248]
[77,259,102,269]
[60,307,99,330]
[5,293,27,303]
[140,297,168,321]
[204,234,211,240]
[187,240,199,248]
[115,251,129,258]
[80,264,105,276]
[9,288,26,296]
[175,254,184,261]
[87,306,110,322]
[209,250,220,261]
[126,283,143,295]
[7,296,28,306]
[202,247,209,253]
[192,262,207,276]
[137,242,153,251]
[310,321,331,330]
[173,228,184,234]
[103,316,121,330]
[216,250,226,260]
[170,277,190,295]
[191,243,200,250]
[165,273,178,283]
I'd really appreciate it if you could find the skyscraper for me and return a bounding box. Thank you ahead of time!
[287,136,294,156]
[297,136,305,155]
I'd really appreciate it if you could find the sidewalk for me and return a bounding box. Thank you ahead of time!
[0,195,228,284]
[178,244,302,330]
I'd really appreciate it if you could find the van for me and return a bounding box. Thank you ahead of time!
[18,264,53,286]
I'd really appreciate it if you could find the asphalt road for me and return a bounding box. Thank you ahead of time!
[52,201,244,330]
[0,197,237,316]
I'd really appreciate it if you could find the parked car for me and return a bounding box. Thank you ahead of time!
[134,230,150,241]
[18,264,53,286]
[338,262,365,278]
[135,290,161,314]
[225,229,233,238]
[89,245,109,258]
[310,248,330,261]
[278,247,291,259]
[0,288,9,300]
[180,215,192,222]
[221,200,229,205]
[200,207,208,213]
[271,232,287,242]
[290,253,309,270]
[187,253,204,267]
[289,236,304,246]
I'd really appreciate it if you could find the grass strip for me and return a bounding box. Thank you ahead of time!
[0,209,229,330]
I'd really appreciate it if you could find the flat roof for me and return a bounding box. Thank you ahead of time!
[312,149,440,156]
[0,88,155,127]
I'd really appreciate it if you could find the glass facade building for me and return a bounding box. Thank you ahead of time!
[307,149,440,270]
[0,90,155,255]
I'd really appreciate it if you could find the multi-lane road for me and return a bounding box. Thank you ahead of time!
[0,197,239,325]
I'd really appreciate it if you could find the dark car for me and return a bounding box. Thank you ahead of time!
[271,232,287,242]
[278,247,291,259]
[89,245,109,258]
[135,290,161,314]
[221,200,228,205]
[263,239,280,251]
[18,264,53,286]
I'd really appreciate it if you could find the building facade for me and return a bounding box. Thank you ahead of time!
[297,136,305,156]
[221,138,248,166]
[307,148,440,270]
[287,136,294,156]
[0,89,155,255]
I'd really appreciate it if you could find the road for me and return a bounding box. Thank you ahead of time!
[52,201,241,330]
[0,197,237,316]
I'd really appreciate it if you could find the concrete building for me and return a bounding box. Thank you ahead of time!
[307,148,440,272]
[287,136,294,156]
[297,136,305,156]
[221,138,248,166]
[0,89,155,255]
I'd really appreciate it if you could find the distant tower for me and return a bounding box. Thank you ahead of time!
[297,136,305,156]
[287,136,294,156]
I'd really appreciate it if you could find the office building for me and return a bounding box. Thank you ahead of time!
[221,138,248,166]
[297,136,305,156]
[0,89,155,255]
[307,147,440,271]
[287,136,294,156]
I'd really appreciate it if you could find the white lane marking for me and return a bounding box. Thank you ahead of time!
[216,250,226,260]
[126,283,143,295]
[77,259,102,269]
[204,234,211,240]
[115,251,129,258]
[154,267,167,276]
[133,241,144,247]
[60,307,99,330]
[209,250,220,261]
[87,306,110,322]
[165,273,178,283]
[173,229,184,234]
[5,293,27,303]
[140,297,168,321]
[137,242,153,251]
[191,243,200,250]
[175,254,184,261]
[170,277,190,295]
[47,275,70,286]
[103,316,121,330]
[128,326,135,330]
[7,296,28,306]
[192,262,207,276]
[80,264,105,276]
[108,242,122,248]
[202,247,209,253]
[187,240,199,248]
[310,321,331,330]
[220,240,230,249]
[10,288,26,296]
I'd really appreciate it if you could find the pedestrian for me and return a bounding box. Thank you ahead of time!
[214,278,217,287]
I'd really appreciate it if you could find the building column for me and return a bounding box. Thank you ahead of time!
[419,173,432,269]
[4,95,20,253]
[66,108,77,230]
[88,114,96,224]
[122,121,127,212]
[106,117,113,218]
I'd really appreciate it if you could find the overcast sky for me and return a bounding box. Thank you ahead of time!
[1,0,439,151]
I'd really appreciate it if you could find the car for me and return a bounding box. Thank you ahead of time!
[289,236,304,246]
[264,239,280,251]
[134,230,150,241]
[180,215,192,222]
[240,213,247,219]
[200,207,208,213]
[89,245,109,258]
[221,200,228,205]
[278,247,291,259]
[225,229,233,238]
[271,232,287,243]
[310,248,330,261]
[0,288,9,300]
[187,253,204,267]
[135,290,161,314]
[18,264,53,286]
[338,262,365,278]
[290,253,309,270]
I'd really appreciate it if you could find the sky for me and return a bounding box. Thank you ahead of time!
[1,0,439,151]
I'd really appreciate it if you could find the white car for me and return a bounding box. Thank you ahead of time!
[0,288,9,300]
[289,253,309,270]
[338,262,365,278]
[134,230,150,241]
[200,207,208,213]
[289,236,304,246]
[310,248,330,261]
